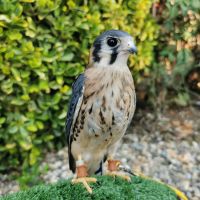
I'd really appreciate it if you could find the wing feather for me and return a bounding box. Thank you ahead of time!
[65,73,85,172]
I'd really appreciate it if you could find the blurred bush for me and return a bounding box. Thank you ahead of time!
[143,0,200,107]
[0,0,158,174]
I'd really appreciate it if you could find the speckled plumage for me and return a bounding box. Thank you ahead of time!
[66,30,137,175]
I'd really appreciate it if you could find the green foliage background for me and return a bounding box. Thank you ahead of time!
[146,0,200,107]
[0,0,158,173]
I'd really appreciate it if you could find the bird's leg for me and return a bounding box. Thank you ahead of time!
[106,156,131,182]
[71,155,97,193]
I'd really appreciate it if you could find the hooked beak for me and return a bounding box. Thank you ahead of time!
[128,44,137,54]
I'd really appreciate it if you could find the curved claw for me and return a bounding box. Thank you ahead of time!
[72,177,97,193]
[106,171,131,182]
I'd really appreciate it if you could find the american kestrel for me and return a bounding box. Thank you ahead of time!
[66,30,137,192]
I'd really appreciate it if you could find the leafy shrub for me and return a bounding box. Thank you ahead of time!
[0,0,158,174]
[145,0,200,107]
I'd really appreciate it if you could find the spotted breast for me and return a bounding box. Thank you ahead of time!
[71,66,136,174]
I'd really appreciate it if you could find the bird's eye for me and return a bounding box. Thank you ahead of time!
[107,38,118,47]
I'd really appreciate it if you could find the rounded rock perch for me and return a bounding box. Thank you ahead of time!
[1,176,188,200]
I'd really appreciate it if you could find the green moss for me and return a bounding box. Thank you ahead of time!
[1,176,178,200]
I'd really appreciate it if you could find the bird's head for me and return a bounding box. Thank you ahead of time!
[88,30,137,68]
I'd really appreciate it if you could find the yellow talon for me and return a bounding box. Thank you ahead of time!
[72,177,97,194]
[72,155,97,193]
[106,171,131,182]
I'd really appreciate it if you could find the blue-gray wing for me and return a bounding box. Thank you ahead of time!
[65,73,85,172]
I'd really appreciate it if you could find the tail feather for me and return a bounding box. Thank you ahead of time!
[68,148,76,173]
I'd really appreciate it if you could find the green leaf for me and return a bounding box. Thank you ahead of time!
[5,51,14,59]
[174,93,190,106]
[0,15,11,23]
[9,126,18,134]
[21,94,30,101]
[36,121,44,130]
[11,98,25,106]
[39,80,49,90]
[20,127,29,136]
[19,140,32,151]
[6,143,16,150]
[13,4,23,17]
[20,0,35,3]
[11,68,21,81]
[52,93,61,104]
[8,31,22,41]
[58,111,66,119]
[0,117,6,124]
[29,85,40,93]
[29,147,40,165]
[60,52,74,61]
[27,123,38,132]
[25,29,36,38]
[43,134,54,141]
[22,41,35,52]
[56,76,63,85]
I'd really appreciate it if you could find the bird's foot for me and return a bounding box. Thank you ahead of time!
[71,157,97,193]
[106,159,131,182]
[106,171,131,182]
[71,177,97,193]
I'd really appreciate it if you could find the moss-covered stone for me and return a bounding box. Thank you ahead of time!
[1,176,179,200]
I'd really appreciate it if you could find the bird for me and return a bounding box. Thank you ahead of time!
[65,30,137,193]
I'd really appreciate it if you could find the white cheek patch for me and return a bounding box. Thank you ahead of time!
[100,42,113,54]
